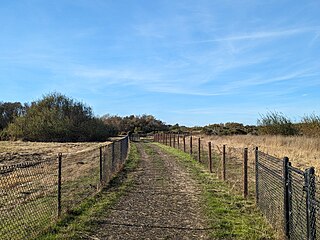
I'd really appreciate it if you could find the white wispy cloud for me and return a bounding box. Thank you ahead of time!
[184,27,320,44]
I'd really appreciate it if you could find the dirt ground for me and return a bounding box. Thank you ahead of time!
[90,142,211,239]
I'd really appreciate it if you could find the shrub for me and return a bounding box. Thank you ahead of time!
[257,111,298,136]
[298,114,320,137]
[3,93,116,142]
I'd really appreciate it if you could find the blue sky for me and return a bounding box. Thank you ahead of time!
[1,0,320,126]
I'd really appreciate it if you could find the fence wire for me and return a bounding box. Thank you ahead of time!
[0,136,129,240]
[0,158,57,240]
[61,148,100,214]
[257,151,284,233]
[155,133,320,238]
[288,166,308,239]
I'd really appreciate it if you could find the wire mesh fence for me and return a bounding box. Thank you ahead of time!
[256,151,284,233]
[154,133,320,239]
[0,135,129,240]
[288,166,308,239]
[0,159,57,240]
[61,148,100,214]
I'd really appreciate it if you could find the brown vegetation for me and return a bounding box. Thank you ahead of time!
[199,134,320,172]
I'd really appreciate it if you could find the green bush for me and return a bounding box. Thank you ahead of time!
[257,111,298,136]
[3,93,116,142]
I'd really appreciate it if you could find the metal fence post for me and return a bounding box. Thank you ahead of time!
[208,142,212,173]
[57,153,62,218]
[243,148,248,198]
[183,135,186,152]
[198,138,201,162]
[255,147,259,204]
[190,135,193,155]
[305,167,316,240]
[283,156,290,239]
[222,145,226,181]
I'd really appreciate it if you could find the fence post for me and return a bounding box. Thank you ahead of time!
[177,134,180,149]
[173,134,176,148]
[255,147,259,204]
[198,138,201,162]
[283,157,290,238]
[112,142,115,172]
[165,133,168,145]
[120,139,123,162]
[169,134,172,147]
[305,167,316,240]
[100,146,103,185]
[222,145,226,181]
[208,142,212,173]
[57,153,62,218]
[243,148,248,198]
[190,135,193,155]
[183,135,186,152]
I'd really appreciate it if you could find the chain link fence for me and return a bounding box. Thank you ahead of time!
[256,151,284,233]
[154,133,320,239]
[0,135,129,240]
[0,159,57,240]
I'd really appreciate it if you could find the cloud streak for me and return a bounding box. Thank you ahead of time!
[184,27,320,44]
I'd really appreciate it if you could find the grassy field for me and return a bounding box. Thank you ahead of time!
[0,140,111,166]
[0,140,113,240]
[196,134,320,172]
[38,143,140,239]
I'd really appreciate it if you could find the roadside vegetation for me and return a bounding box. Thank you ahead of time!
[38,143,140,240]
[155,143,276,239]
[0,93,168,142]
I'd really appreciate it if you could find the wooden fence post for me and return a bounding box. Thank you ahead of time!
[183,135,186,152]
[198,138,201,162]
[173,134,176,148]
[177,134,180,149]
[208,142,212,173]
[222,145,226,181]
[100,146,103,185]
[190,135,193,155]
[170,134,172,147]
[255,147,259,204]
[243,148,248,198]
[57,153,62,218]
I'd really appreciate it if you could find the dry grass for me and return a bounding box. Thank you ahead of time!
[198,134,320,172]
[0,140,111,166]
[0,140,115,240]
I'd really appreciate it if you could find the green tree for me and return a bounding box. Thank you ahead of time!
[3,93,115,142]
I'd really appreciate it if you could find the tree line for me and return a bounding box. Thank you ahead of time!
[1,93,319,142]
[0,93,169,142]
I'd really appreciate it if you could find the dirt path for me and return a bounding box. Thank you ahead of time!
[93,142,211,239]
